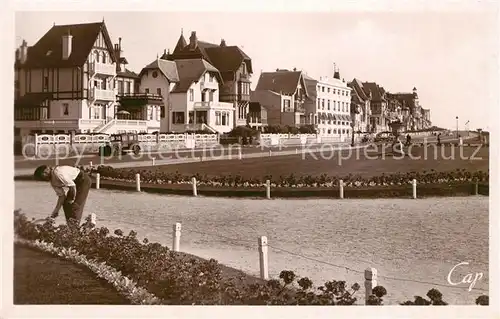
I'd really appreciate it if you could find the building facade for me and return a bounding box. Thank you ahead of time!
[137,58,234,133]
[14,21,155,136]
[387,88,431,131]
[303,67,353,136]
[348,78,371,133]
[251,69,307,127]
[164,31,252,128]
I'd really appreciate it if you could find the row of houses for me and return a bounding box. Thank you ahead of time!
[14,21,432,137]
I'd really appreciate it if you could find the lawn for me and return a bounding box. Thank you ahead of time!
[130,144,489,180]
[14,244,129,304]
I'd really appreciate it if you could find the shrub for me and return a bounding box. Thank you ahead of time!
[80,166,489,190]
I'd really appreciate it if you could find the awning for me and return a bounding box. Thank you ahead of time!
[15,92,53,108]
[327,113,333,120]
[320,113,327,120]
[343,115,351,121]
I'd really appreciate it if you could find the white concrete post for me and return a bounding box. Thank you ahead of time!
[135,173,141,192]
[192,177,198,197]
[339,180,344,199]
[90,213,97,227]
[269,149,272,157]
[89,161,93,168]
[172,222,181,252]
[152,157,156,166]
[95,173,100,189]
[258,236,269,280]
[364,267,378,305]
[412,179,417,199]
[34,133,39,158]
[474,181,479,196]
[238,149,242,160]
[266,180,271,199]
[295,148,298,154]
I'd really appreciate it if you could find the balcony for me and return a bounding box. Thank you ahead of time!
[91,88,116,101]
[118,93,163,106]
[237,92,250,102]
[90,61,116,77]
[200,80,219,91]
[239,73,250,81]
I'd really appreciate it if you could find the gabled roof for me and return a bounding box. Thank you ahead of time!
[140,58,179,82]
[255,70,305,95]
[362,82,386,102]
[117,68,139,79]
[19,22,116,68]
[167,31,253,78]
[171,58,222,93]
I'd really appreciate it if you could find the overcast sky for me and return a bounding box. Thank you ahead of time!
[15,8,498,130]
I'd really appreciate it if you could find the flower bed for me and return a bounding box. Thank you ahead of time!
[13,211,489,305]
[87,166,488,189]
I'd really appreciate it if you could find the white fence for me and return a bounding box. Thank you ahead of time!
[259,133,353,146]
[22,133,220,157]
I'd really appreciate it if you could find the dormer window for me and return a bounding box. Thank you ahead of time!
[94,51,99,62]
[242,62,246,74]
[102,53,107,64]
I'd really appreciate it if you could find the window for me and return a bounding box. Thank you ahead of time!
[196,111,207,124]
[242,62,246,75]
[172,112,185,124]
[62,103,69,116]
[209,74,214,82]
[189,89,194,101]
[188,111,194,124]
[321,99,325,110]
[317,98,320,109]
[125,82,131,93]
[94,51,99,62]
[209,90,214,102]
[43,76,49,90]
[215,111,221,125]
[145,88,150,94]
[102,54,107,64]
[221,112,227,126]
[118,81,124,94]
[321,86,325,92]
[283,99,291,111]
[157,88,162,96]
[327,100,330,110]
[147,106,153,120]
[327,88,330,93]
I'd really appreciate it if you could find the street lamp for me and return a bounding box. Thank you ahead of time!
[455,116,459,138]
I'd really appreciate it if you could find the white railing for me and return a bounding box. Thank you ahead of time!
[115,120,148,126]
[90,62,116,76]
[93,119,116,133]
[16,119,79,128]
[79,119,106,126]
[92,88,116,101]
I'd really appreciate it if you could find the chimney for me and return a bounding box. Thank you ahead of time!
[114,40,122,72]
[220,39,226,47]
[62,29,72,60]
[118,37,122,50]
[19,39,28,64]
[189,31,198,50]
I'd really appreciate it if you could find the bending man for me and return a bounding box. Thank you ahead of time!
[34,165,92,229]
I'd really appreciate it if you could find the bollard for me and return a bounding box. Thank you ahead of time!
[89,161,93,168]
[135,173,141,192]
[172,222,181,252]
[152,157,156,166]
[364,267,378,305]
[339,179,344,199]
[238,149,242,160]
[258,236,269,280]
[295,148,298,154]
[90,213,97,227]
[269,149,272,157]
[192,177,198,197]
[412,179,417,199]
[474,181,479,195]
[266,179,271,199]
[95,173,100,189]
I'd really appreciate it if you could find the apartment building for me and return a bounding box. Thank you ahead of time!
[251,68,308,127]
[304,67,352,136]
[164,31,252,127]
[14,21,156,136]
[137,58,234,133]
